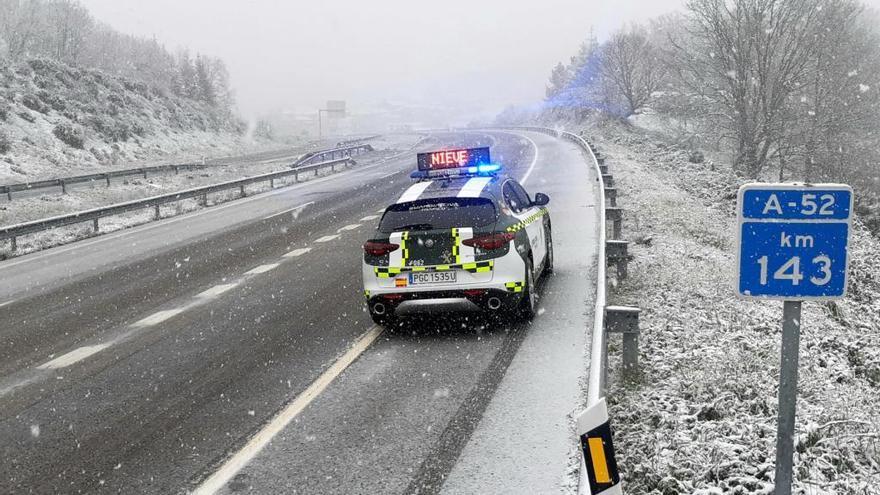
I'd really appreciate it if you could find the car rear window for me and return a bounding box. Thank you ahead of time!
[379,198,497,232]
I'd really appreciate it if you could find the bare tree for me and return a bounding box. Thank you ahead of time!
[669,0,828,178]
[600,25,666,117]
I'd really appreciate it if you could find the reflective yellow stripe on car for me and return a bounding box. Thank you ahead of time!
[506,207,549,233]
[451,228,461,264]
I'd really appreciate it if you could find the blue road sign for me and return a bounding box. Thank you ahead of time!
[736,184,853,300]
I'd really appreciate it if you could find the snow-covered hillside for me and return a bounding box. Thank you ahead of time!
[0,58,248,183]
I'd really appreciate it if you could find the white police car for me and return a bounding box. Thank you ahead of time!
[362,146,552,326]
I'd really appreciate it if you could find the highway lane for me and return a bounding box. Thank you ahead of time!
[0,131,557,493]
[206,130,598,495]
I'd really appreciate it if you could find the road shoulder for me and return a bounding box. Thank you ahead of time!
[440,132,599,495]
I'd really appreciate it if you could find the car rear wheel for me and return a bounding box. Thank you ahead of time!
[519,257,536,320]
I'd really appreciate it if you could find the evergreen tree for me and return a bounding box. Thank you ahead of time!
[545,62,571,101]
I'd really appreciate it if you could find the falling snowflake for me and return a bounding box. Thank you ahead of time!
[859,83,870,93]
[30,424,40,438]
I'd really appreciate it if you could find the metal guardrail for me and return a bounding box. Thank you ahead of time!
[0,163,212,200]
[293,144,374,168]
[336,135,381,147]
[0,157,355,251]
[0,143,375,201]
[490,125,639,493]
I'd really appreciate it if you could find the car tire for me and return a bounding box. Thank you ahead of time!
[542,228,554,276]
[519,257,536,320]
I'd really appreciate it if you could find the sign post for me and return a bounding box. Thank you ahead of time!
[317,100,346,140]
[735,183,853,494]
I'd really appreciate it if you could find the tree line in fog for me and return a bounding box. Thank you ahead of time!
[0,0,234,110]
[541,0,880,190]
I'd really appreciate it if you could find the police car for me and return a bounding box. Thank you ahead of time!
[362,146,552,326]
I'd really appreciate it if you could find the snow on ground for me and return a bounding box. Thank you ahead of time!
[578,121,880,493]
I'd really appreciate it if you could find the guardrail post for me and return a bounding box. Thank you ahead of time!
[602,174,614,188]
[240,185,246,197]
[605,188,617,207]
[200,193,208,207]
[606,240,629,280]
[314,168,319,177]
[6,188,11,201]
[93,218,99,233]
[294,171,300,182]
[154,204,161,220]
[599,164,608,175]
[60,180,67,195]
[142,169,148,179]
[270,178,275,189]
[331,163,336,172]
[605,306,641,381]
[605,207,623,239]
[174,166,179,175]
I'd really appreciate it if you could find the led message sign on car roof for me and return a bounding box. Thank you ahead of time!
[417,147,492,171]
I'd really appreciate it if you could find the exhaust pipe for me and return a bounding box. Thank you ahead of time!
[372,302,387,315]
[487,297,502,310]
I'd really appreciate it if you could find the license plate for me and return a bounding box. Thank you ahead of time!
[409,271,457,285]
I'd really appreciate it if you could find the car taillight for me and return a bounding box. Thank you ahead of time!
[363,241,399,256]
[462,232,515,250]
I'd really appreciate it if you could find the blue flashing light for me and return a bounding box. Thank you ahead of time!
[465,164,501,175]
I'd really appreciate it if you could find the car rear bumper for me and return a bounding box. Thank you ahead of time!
[365,288,521,315]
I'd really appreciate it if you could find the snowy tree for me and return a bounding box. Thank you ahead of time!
[599,25,665,117]
[545,62,571,101]
[669,0,829,178]
[194,55,216,105]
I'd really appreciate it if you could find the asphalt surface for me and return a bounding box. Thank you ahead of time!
[0,130,598,494]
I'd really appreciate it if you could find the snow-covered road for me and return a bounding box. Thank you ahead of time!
[0,131,599,494]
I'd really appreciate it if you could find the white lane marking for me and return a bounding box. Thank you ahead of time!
[337,224,361,232]
[0,156,407,272]
[0,300,15,309]
[283,247,312,258]
[518,134,540,186]
[263,201,314,220]
[192,325,384,495]
[245,264,279,275]
[196,284,238,299]
[314,234,340,243]
[132,309,186,328]
[37,344,111,370]
[378,171,397,180]
[457,177,491,198]
[360,215,380,221]
[397,180,432,204]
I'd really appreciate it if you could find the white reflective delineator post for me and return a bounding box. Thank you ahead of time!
[576,398,621,495]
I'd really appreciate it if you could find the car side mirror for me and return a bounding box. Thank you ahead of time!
[532,193,550,206]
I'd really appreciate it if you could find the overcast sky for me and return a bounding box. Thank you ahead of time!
[77,0,686,117]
